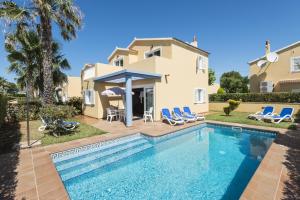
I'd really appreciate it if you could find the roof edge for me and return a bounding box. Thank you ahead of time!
[248,41,300,64]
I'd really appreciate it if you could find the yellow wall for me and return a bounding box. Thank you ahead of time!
[249,44,300,92]
[209,102,300,116]
[81,39,209,121]
[62,76,81,98]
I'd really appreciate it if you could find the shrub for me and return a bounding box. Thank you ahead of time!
[223,106,231,115]
[66,97,83,114]
[0,94,8,127]
[7,100,41,122]
[40,105,77,135]
[217,87,226,94]
[40,105,76,120]
[209,92,300,103]
[223,99,240,116]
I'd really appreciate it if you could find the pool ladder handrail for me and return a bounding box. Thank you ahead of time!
[232,126,243,131]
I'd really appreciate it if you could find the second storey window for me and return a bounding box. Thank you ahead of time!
[194,88,206,103]
[291,57,300,72]
[113,57,124,67]
[145,48,161,58]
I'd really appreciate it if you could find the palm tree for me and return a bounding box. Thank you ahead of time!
[5,30,70,99]
[1,0,82,104]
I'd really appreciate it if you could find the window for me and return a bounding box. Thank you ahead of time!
[113,57,124,67]
[194,88,206,103]
[196,56,207,71]
[145,48,161,58]
[291,57,300,72]
[84,89,95,105]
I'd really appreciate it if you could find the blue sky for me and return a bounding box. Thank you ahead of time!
[1,0,300,83]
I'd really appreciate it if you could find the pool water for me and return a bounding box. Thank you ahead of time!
[52,124,275,200]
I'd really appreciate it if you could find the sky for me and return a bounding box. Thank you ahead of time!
[1,0,300,83]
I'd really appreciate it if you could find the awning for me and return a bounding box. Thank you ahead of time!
[94,69,161,83]
[278,79,300,84]
[94,69,161,127]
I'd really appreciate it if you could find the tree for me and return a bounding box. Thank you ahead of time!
[220,71,249,93]
[1,0,82,104]
[208,68,216,86]
[0,76,18,94]
[5,30,70,99]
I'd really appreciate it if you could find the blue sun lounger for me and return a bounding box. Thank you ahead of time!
[162,108,184,125]
[248,106,274,120]
[173,107,196,122]
[183,106,205,121]
[263,107,294,124]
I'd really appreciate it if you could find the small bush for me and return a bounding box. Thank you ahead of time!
[209,92,300,103]
[40,105,77,135]
[7,100,41,122]
[0,94,8,127]
[223,99,240,116]
[217,87,226,94]
[66,97,83,114]
[223,106,231,115]
[40,105,76,120]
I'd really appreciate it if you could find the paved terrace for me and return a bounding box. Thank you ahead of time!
[0,117,299,200]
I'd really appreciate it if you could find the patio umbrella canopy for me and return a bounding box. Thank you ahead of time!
[101,87,134,96]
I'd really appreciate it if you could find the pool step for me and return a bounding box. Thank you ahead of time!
[56,138,149,171]
[53,134,144,163]
[55,137,152,181]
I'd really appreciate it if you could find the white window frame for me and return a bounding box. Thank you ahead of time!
[113,57,124,67]
[194,88,206,104]
[144,47,162,59]
[290,56,300,72]
[84,89,95,105]
[196,56,206,71]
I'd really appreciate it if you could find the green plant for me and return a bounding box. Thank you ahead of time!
[208,68,216,86]
[40,105,76,120]
[209,92,300,103]
[0,94,8,126]
[7,100,42,122]
[40,105,77,135]
[223,99,240,116]
[217,87,226,94]
[220,71,249,93]
[66,97,83,114]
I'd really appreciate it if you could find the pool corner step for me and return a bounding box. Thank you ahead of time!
[57,138,153,181]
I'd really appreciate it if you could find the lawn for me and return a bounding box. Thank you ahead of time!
[206,111,297,130]
[20,118,106,146]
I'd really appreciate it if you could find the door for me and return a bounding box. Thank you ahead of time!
[144,87,154,115]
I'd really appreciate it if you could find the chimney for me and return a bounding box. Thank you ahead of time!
[190,35,198,47]
[265,40,271,55]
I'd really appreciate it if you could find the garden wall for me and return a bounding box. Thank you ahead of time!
[209,102,300,114]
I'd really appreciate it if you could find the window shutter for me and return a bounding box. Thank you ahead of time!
[90,90,95,104]
[194,89,198,102]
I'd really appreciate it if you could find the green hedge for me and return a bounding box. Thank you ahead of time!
[7,100,42,122]
[209,92,300,103]
[66,97,83,114]
[0,94,8,126]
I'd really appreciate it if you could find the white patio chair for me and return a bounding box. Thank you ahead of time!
[144,107,153,123]
[106,108,117,123]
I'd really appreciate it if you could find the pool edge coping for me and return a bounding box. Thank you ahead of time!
[16,120,292,200]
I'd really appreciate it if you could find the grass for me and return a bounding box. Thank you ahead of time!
[206,111,297,130]
[20,118,106,146]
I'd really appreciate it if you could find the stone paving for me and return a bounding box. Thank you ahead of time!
[0,116,298,200]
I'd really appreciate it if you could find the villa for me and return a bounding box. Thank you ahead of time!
[249,40,300,93]
[81,37,209,126]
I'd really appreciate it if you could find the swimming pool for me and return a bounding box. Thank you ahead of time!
[52,123,275,200]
